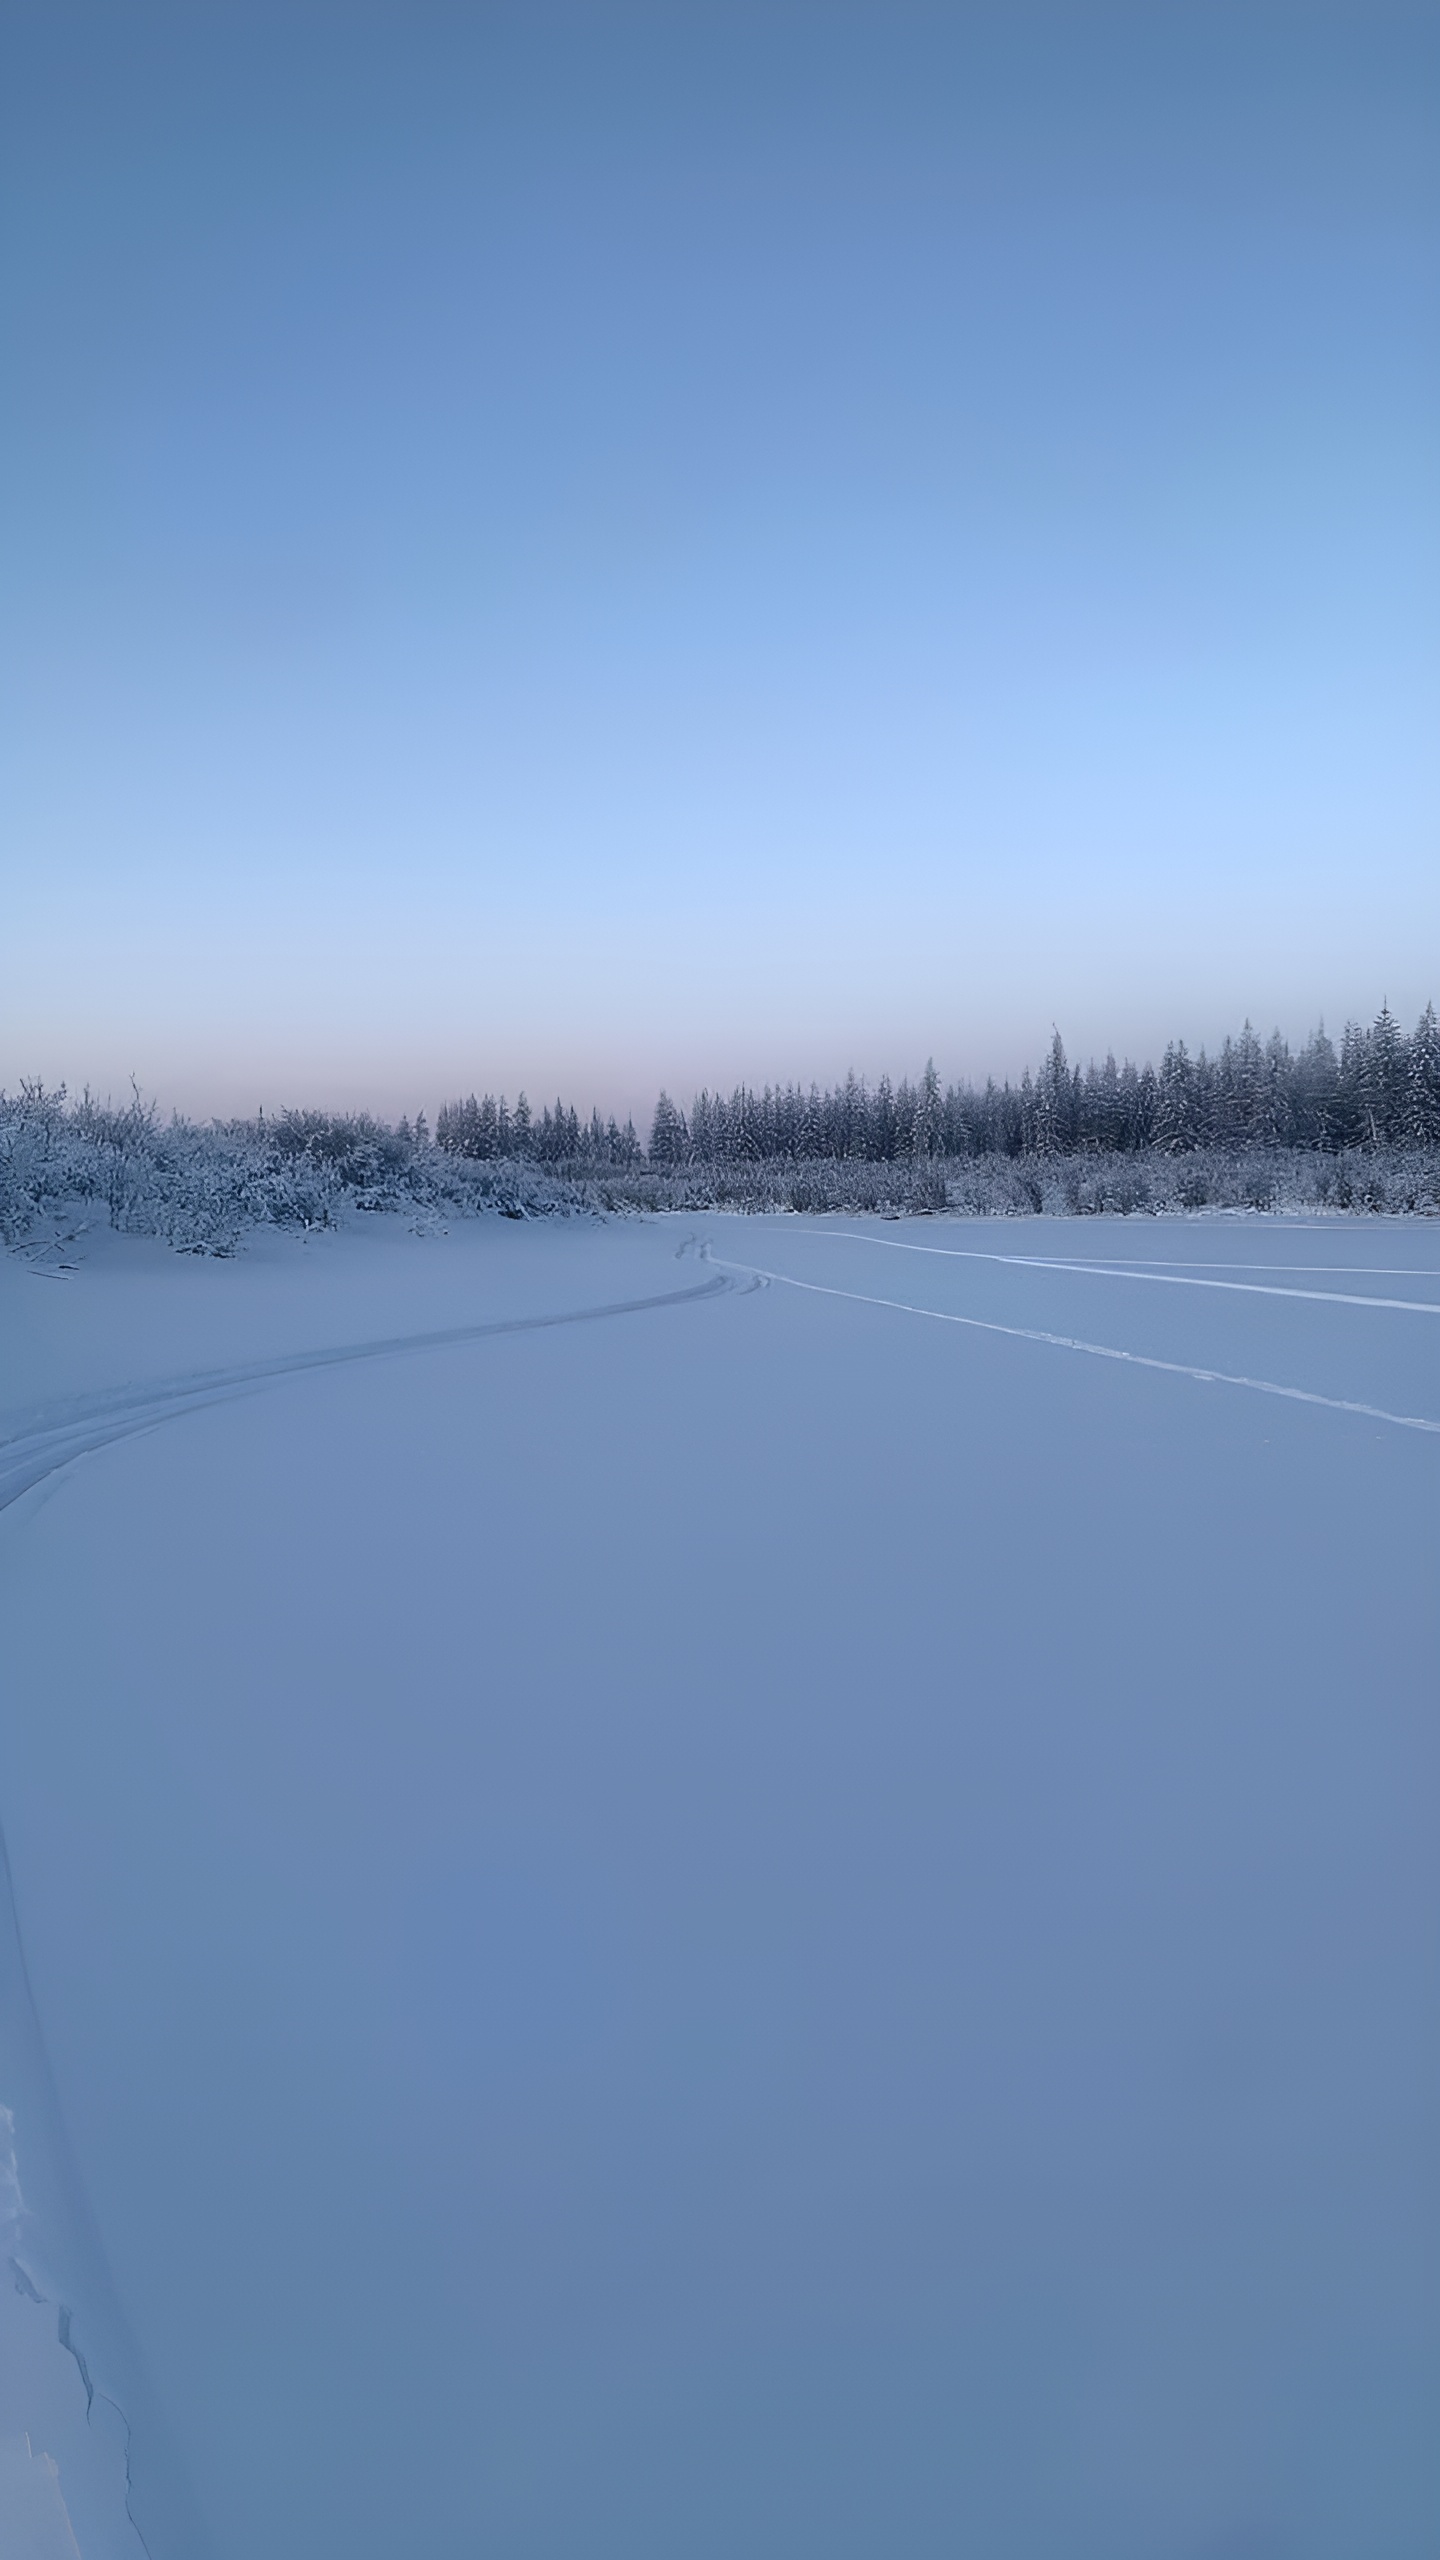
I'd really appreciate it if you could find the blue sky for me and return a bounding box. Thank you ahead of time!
[3,2,1436,1119]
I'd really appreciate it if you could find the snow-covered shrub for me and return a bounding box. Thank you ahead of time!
[587,1145,1440,1220]
[0,1088,588,1256]
[0,1084,75,1243]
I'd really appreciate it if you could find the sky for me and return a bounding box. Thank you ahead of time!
[2,1,1437,1122]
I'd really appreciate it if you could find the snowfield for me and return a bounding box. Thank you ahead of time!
[2,1212,1438,2558]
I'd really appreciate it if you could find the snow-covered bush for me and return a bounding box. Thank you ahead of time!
[589,1145,1440,1219]
[0,1083,74,1244]
[0,1088,588,1255]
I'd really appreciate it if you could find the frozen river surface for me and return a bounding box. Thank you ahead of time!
[2,1212,1437,2558]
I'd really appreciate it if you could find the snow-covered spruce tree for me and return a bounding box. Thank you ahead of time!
[1259,1030,1288,1145]
[1334,1022,1369,1148]
[1155,1042,1200,1152]
[1363,1003,1407,1147]
[1034,1033,1076,1156]
[648,1092,689,1165]
[912,1058,944,1159]
[1291,1024,1339,1148]
[1409,1002,1440,1149]
[1216,1021,1268,1149]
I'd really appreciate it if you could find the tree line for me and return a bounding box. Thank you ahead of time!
[435,1094,644,1166]
[436,1003,1440,1169]
[7,1005,1438,1260]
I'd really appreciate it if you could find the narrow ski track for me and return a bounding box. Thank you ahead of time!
[700,1244,1440,1437]
[790,1228,1440,1313]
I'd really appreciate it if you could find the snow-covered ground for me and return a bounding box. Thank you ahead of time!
[2,1212,1437,2558]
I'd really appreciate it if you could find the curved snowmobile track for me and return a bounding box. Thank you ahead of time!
[0,1271,739,1520]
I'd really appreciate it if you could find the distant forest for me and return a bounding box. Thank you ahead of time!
[5,1004,1439,1258]
[437,1003,1440,1168]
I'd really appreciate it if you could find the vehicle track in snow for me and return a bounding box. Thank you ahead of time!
[0,1260,750,2556]
[702,1245,1440,1437]
[784,1227,1440,1313]
[0,1271,739,1520]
